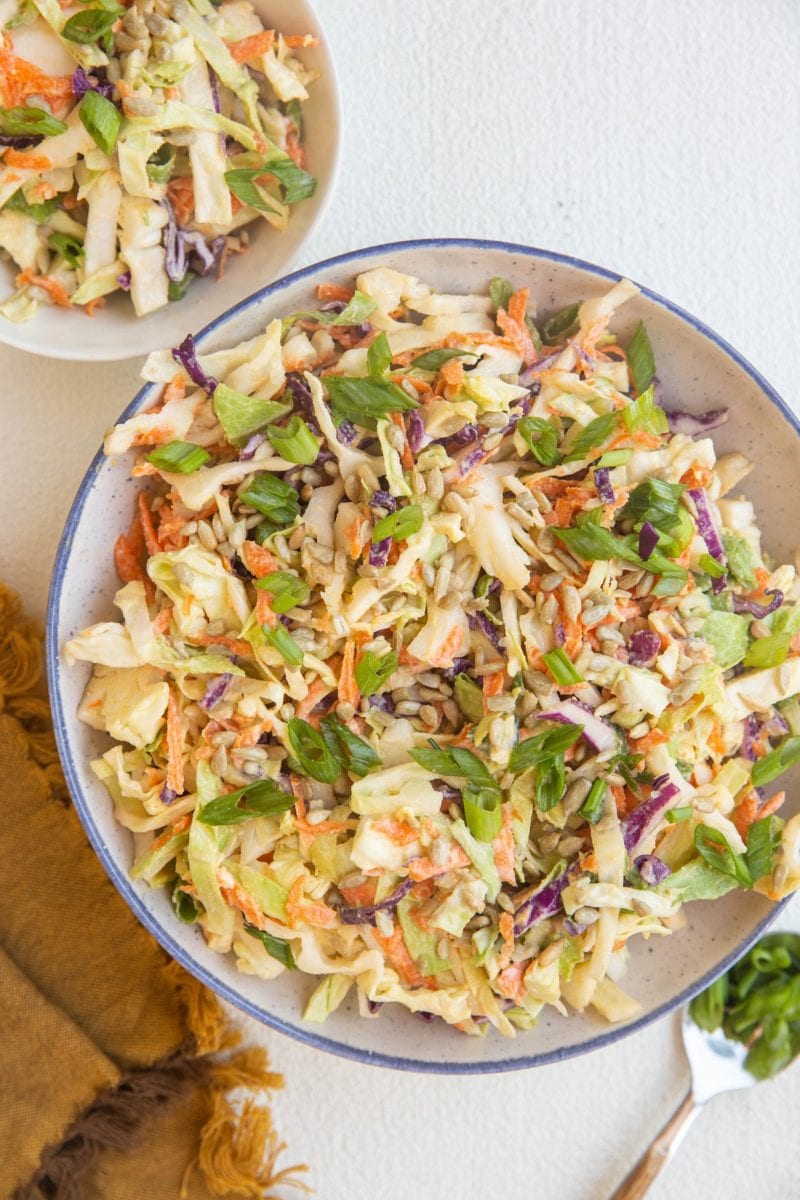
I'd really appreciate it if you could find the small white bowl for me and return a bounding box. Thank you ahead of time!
[0,0,340,362]
[47,239,800,1072]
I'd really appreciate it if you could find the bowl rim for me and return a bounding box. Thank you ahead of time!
[0,0,343,362]
[47,236,793,1073]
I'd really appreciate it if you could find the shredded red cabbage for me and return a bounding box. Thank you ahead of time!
[407,409,427,453]
[117,271,131,291]
[621,782,680,854]
[513,869,570,936]
[732,589,783,619]
[740,713,761,761]
[468,611,504,652]
[666,408,729,436]
[441,655,472,682]
[688,488,725,563]
[371,490,397,513]
[627,630,661,667]
[634,854,671,886]
[240,433,265,461]
[199,673,233,712]
[446,423,479,448]
[554,621,566,647]
[160,784,178,804]
[594,467,615,505]
[537,700,617,752]
[339,878,416,926]
[368,539,391,567]
[638,521,660,560]
[285,372,313,410]
[71,66,113,99]
[519,350,562,381]
[368,693,395,713]
[0,135,36,148]
[172,334,218,393]
[460,446,486,476]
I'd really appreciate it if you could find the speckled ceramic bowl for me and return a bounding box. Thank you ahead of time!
[47,239,799,1071]
[0,0,340,362]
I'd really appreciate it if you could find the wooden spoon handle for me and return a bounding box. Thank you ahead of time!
[609,1091,701,1200]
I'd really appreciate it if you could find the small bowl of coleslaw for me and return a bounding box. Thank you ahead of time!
[47,239,800,1071]
[0,0,340,361]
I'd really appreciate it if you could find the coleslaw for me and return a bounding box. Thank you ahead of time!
[67,268,800,1035]
[0,0,318,320]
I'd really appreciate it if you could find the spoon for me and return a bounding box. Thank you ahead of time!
[610,1006,754,1199]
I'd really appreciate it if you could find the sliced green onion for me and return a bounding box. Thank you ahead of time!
[372,503,424,543]
[367,331,392,378]
[410,740,498,789]
[213,384,290,444]
[689,973,728,1033]
[245,923,296,969]
[463,785,503,841]
[745,815,779,883]
[264,624,304,666]
[262,152,316,203]
[475,573,494,598]
[224,168,283,214]
[287,717,343,783]
[79,90,122,154]
[744,633,792,670]
[324,374,419,429]
[507,724,582,775]
[198,778,294,825]
[564,412,617,462]
[542,647,583,685]
[354,649,398,696]
[239,473,299,526]
[168,273,193,302]
[147,441,210,473]
[694,825,751,887]
[489,276,514,311]
[536,755,566,812]
[6,188,57,223]
[172,882,200,924]
[0,105,67,136]
[580,779,607,823]
[596,448,633,468]
[267,415,320,464]
[409,348,478,372]
[665,806,694,823]
[622,384,668,436]
[620,478,685,532]
[454,673,484,723]
[518,415,561,466]
[320,714,380,777]
[48,231,84,269]
[254,571,310,614]
[699,552,726,579]
[62,7,117,40]
[543,302,580,343]
[751,735,800,788]
[146,143,176,184]
[627,321,656,394]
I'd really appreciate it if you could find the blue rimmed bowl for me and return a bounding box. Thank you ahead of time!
[47,239,798,1071]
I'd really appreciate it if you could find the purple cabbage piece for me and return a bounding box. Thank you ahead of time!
[688,488,726,564]
[519,350,562,382]
[336,419,357,445]
[285,372,313,411]
[71,66,114,99]
[762,712,790,738]
[319,299,345,315]
[160,785,178,805]
[460,445,486,476]
[199,673,232,712]
[339,878,416,926]
[594,467,614,505]
[366,999,382,1014]
[732,589,783,619]
[651,773,669,789]
[368,693,395,713]
[666,408,730,436]
[621,781,680,854]
[554,621,566,647]
[240,433,265,460]
[740,713,761,761]
[468,611,504,652]
[441,655,471,682]
[368,539,391,567]
[172,334,218,393]
[568,338,594,371]
[371,490,397,513]
[638,521,659,560]
[0,135,37,148]
[634,854,671,886]
[407,409,427,453]
[117,271,131,291]
[446,423,479,448]
[432,779,460,801]
[208,66,221,113]
[537,699,617,752]
[627,630,661,667]
[414,1011,440,1023]
[163,199,185,283]
[563,918,586,937]
[513,870,570,936]
[186,232,225,277]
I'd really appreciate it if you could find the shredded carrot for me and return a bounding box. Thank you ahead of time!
[493,805,516,886]
[733,789,786,838]
[316,282,352,303]
[284,33,319,47]
[85,297,106,317]
[256,588,277,629]
[151,813,191,851]
[707,722,727,757]
[0,36,73,109]
[113,515,145,583]
[296,813,350,842]
[294,678,332,722]
[631,728,669,754]
[165,689,184,795]
[242,539,280,579]
[373,925,429,987]
[407,844,470,881]
[15,269,71,307]
[611,783,631,817]
[439,357,465,390]
[345,513,369,559]
[431,625,468,668]
[680,465,713,489]
[497,912,515,971]
[219,880,270,929]
[373,818,419,846]
[390,411,414,469]
[3,148,51,169]
[153,604,173,635]
[338,640,360,707]
[482,669,505,713]
[137,492,161,555]
[227,29,275,61]
[190,633,252,656]
[166,175,194,226]
[286,876,337,929]
[497,297,537,366]
[496,961,526,1003]
[339,879,378,907]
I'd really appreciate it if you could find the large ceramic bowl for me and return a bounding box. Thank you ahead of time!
[47,239,799,1072]
[0,0,340,362]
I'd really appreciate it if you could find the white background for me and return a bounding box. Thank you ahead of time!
[2,2,800,1196]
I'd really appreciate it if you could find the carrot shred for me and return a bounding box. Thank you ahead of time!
[407,844,470,881]
[190,633,252,656]
[339,879,378,907]
[165,689,184,795]
[166,175,194,226]
[3,148,51,169]
[492,805,516,886]
[242,539,280,579]
[294,678,332,721]
[316,282,352,303]
[497,912,515,971]
[373,818,419,846]
[373,925,429,988]
[227,29,275,61]
[256,588,277,629]
[390,411,414,469]
[338,640,360,707]
[286,876,336,929]
[219,881,269,929]
[151,813,191,851]
[113,514,146,583]
[496,961,526,1003]
[0,36,73,109]
[15,269,71,307]
[137,492,161,556]
[284,33,319,47]
[497,298,537,366]
[631,728,669,754]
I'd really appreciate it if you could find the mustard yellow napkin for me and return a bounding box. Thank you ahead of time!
[0,584,308,1200]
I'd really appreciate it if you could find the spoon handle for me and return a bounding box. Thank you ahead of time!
[609,1090,701,1200]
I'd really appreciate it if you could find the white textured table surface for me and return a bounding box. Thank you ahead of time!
[3,2,800,1197]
